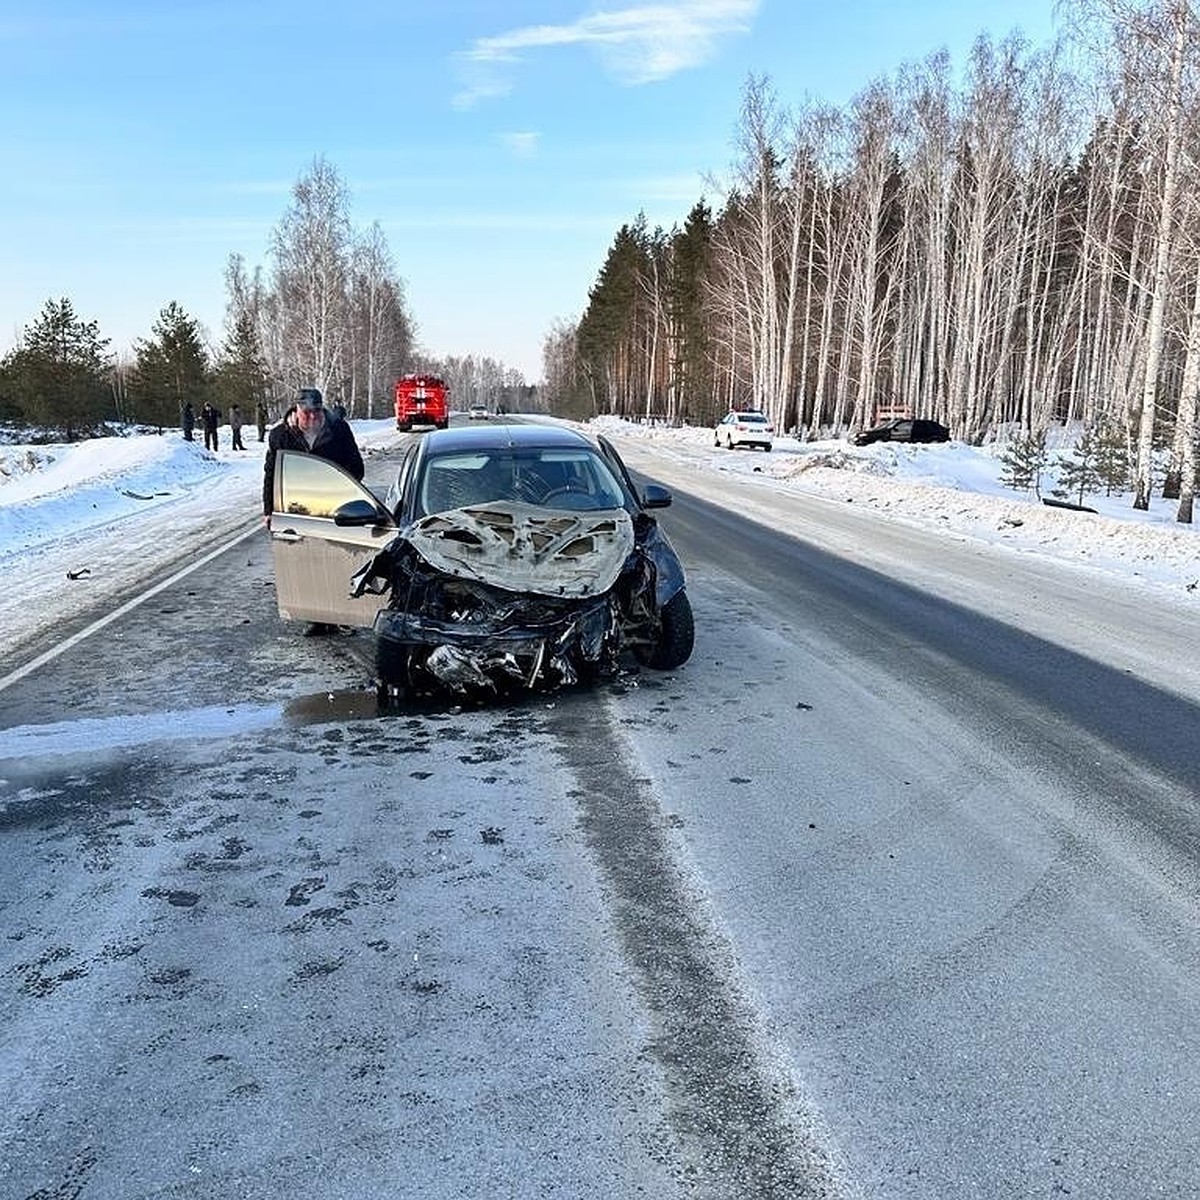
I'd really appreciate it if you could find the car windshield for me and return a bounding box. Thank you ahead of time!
[418,447,627,515]
[737,413,767,424]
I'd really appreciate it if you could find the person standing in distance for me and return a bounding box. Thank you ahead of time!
[200,401,221,451]
[261,387,364,526]
[229,403,246,451]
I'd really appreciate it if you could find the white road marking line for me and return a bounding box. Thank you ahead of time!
[0,521,263,695]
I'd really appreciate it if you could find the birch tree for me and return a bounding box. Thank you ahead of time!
[727,75,786,418]
[269,155,354,398]
[841,79,902,428]
[348,222,413,418]
[892,52,956,424]
[1168,257,1200,519]
[1074,0,1200,506]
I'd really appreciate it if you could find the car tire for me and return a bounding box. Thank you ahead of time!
[634,590,694,671]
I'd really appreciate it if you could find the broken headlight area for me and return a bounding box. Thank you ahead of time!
[375,574,621,695]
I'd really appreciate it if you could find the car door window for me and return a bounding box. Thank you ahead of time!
[388,443,420,519]
[279,452,378,519]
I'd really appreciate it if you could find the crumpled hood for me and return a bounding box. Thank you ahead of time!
[405,501,635,598]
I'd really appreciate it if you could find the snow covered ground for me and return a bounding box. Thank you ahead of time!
[1,415,1196,681]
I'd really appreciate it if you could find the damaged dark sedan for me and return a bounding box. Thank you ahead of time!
[268,424,694,698]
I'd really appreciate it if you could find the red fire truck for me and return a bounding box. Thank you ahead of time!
[394,374,450,431]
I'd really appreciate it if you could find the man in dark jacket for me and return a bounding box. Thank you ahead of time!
[261,387,365,522]
[200,402,221,451]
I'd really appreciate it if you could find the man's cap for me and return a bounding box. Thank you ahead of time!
[296,387,324,411]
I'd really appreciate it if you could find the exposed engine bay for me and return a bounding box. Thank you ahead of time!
[351,501,663,696]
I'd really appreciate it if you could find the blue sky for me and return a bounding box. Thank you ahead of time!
[1,1,1060,383]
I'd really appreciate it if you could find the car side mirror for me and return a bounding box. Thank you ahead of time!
[641,483,672,509]
[333,498,387,526]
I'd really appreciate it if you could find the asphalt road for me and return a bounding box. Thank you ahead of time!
[2,446,1198,1199]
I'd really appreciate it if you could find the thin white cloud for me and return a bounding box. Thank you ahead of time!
[452,0,759,108]
[499,131,541,159]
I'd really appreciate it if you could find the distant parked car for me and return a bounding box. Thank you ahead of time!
[468,403,489,420]
[715,410,774,451]
[852,418,950,447]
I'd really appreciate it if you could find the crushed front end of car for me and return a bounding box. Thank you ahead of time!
[351,500,667,697]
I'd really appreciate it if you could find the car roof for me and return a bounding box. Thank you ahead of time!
[420,422,599,454]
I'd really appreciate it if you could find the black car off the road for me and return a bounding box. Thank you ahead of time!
[267,423,695,699]
[853,418,951,446]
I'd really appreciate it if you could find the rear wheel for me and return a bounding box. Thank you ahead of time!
[634,590,694,670]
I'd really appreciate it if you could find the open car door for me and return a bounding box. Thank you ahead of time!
[270,451,396,627]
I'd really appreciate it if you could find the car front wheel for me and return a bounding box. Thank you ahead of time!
[635,590,694,670]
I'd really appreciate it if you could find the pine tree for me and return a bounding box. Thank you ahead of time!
[576,221,652,417]
[0,298,112,439]
[998,429,1049,497]
[128,302,210,431]
[1092,417,1131,496]
[668,201,715,426]
[211,310,268,420]
[1053,425,1104,508]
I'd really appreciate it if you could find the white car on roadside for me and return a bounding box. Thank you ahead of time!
[714,410,774,451]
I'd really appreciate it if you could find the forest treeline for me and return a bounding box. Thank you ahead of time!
[543,1,1200,521]
[0,157,529,440]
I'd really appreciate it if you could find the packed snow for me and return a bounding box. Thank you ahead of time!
[0,415,1196,682]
